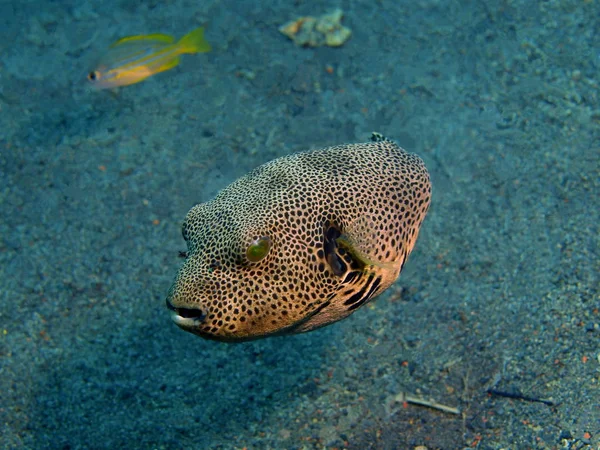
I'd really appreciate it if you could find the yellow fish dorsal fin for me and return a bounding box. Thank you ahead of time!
[336,234,397,272]
[110,33,175,48]
[177,27,211,54]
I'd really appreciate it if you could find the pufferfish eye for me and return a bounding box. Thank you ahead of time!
[87,71,101,81]
[246,236,272,262]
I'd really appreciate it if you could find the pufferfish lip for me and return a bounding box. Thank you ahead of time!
[165,298,207,326]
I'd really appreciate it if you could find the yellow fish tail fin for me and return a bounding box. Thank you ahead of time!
[177,27,211,54]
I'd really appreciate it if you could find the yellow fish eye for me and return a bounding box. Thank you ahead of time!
[246,236,272,262]
[87,71,101,81]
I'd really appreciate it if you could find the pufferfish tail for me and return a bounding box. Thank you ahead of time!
[177,27,212,54]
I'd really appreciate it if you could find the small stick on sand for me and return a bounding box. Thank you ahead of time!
[394,392,461,415]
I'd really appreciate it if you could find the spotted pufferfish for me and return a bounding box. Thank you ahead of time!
[166,133,431,342]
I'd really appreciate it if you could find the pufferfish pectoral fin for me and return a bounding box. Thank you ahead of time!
[336,233,397,273]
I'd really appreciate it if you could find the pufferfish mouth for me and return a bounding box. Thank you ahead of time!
[165,298,206,327]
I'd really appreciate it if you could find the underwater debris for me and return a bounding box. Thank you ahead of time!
[279,9,352,47]
[392,392,461,415]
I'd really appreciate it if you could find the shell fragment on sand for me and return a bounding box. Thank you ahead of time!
[279,9,352,47]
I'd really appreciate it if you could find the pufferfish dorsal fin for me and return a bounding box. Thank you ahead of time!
[370,132,392,143]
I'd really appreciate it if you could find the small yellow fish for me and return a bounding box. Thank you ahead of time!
[87,27,211,89]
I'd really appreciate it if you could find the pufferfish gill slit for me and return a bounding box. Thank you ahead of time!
[166,133,431,342]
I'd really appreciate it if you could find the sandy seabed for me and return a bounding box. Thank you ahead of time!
[0,0,598,448]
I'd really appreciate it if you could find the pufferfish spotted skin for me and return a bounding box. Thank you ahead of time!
[166,134,431,342]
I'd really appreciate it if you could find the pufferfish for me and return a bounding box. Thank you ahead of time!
[166,134,431,342]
